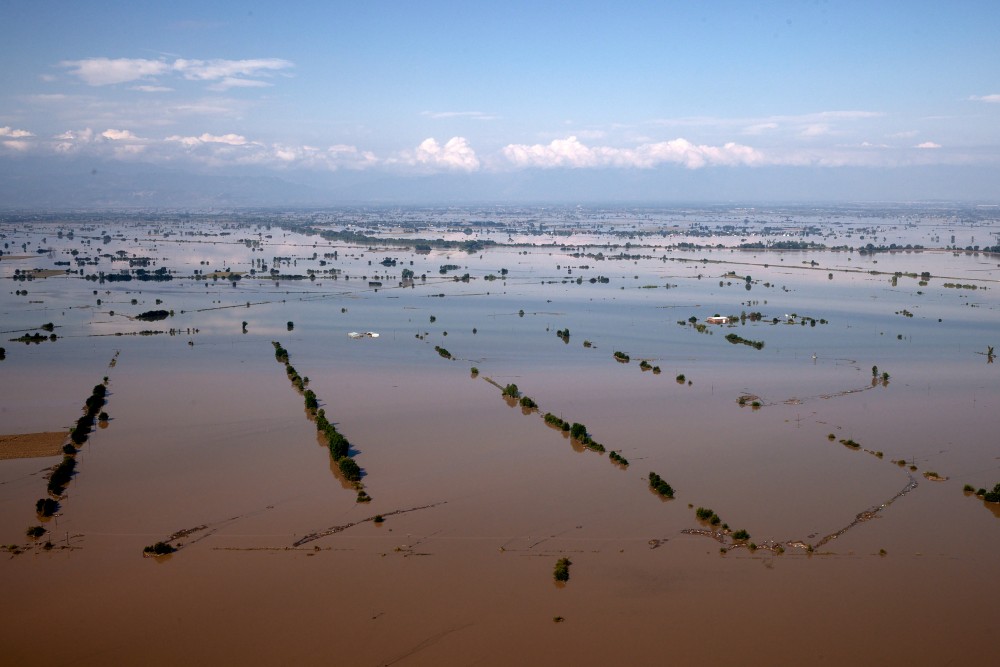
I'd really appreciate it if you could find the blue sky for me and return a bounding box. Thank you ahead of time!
[2,1,999,202]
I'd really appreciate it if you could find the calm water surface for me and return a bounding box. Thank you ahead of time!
[1,213,999,665]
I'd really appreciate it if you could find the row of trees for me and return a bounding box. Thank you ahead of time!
[272,342,368,501]
[35,380,109,521]
[725,333,765,350]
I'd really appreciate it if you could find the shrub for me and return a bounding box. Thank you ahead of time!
[519,396,538,409]
[36,498,59,516]
[732,529,751,541]
[26,525,46,538]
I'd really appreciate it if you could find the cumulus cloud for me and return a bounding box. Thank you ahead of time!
[501,136,763,170]
[131,85,174,93]
[969,94,1000,103]
[0,126,34,138]
[53,128,94,152]
[915,141,942,149]
[60,56,293,89]
[390,137,480,171]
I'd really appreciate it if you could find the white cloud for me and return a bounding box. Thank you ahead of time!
[915,141,942,149]
[207,77,272,91]
[391,137,480,171]
[167,132,251,147]
[888,130,919,139]
[800,124,831,137]
[969,94,1000,103]
[61,57,171,86]
[501,136,763,170]
[199,133,250,146]
[101,129,140,141]
[743,122,778,135]
[131,85,174,93]
[172,58,292,81]
[2,140,32,152]
[326,144,379,169]
[0,126,34,138]
[60,56,293,89]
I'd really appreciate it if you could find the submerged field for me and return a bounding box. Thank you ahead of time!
[1,205,999,665]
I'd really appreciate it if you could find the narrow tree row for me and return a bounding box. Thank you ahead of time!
[272,341,370,502]
[34,380,109,523]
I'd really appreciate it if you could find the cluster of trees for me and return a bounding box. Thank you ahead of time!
[36,498,59,517]
[47,456,76,496]
[695,506,723,527]
[648,472,674,498]
[542,414,607,453]
[725,333,764,350]
[553,557,571,582]
[568,422,605,453]
[135,309,171,321]
[435,346,452,359]
[11,333,56,344]
[973,483,1000,503]
[544,412,571,431]
[143,541,176,556]
[613,351,630,362]
[556,328,570,342]
[71,383,107,446]
[608,450,629,467]
[272,342,367,498]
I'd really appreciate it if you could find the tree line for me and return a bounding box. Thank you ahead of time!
[273,341,369,502]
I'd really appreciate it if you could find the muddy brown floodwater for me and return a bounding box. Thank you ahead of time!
[1,209,999,665]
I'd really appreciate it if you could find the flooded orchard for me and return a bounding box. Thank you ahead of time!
[1,205,999,665]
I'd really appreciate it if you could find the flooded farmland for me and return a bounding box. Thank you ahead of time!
[2,205,999,665]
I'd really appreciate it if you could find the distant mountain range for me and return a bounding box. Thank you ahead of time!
[1,155,997,209]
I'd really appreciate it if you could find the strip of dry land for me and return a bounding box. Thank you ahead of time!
[0,432,66,460]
